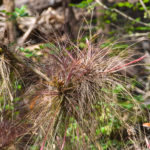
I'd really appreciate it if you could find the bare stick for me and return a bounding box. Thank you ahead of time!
[1,45,50,82]
[95,0,150,27]
[139,0,149,18]
[3,0,16,43]
[17,16,38,44]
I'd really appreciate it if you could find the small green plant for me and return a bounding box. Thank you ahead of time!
[66,117,79,143]
[1,5,29,20]
[69,0,93,8]
[14,5,28,17]
[19,47,37,58]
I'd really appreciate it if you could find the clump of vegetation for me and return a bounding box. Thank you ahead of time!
[1,0,150,150]
[17,39,146,150]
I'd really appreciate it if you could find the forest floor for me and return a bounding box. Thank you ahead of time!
[1,0,150,150]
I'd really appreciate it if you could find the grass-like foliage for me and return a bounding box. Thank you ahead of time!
[19,39,147,150]
[0,39,147,149]
[0,54,14,120]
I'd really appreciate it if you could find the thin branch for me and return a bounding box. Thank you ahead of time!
[3,0,16,43]
[123,32,150,38]
[139,0,149,18]
[17,16,38,44]
[1,44,50,82]
[95,0,150,27]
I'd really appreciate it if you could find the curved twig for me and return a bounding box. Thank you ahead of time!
[95,0,150,27]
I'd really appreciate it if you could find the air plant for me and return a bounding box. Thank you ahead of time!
[21,39,146,150]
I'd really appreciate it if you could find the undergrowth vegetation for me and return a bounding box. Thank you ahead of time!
[0,38,148,150]
[1,0,150,150]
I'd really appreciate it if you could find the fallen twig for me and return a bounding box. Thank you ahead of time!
[17,16,39,44]
[0,44,50,82]
[139,0,150,18]
[95,0,150,27]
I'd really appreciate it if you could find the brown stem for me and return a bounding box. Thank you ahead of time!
[3,0,16,43]
[0,44,50,82]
